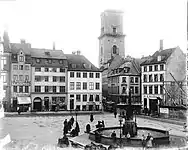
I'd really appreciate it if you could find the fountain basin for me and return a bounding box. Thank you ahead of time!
[89,126,170,147]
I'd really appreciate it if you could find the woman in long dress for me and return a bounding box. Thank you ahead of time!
[146,134,153,148]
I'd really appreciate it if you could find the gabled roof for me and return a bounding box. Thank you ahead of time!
[141,47,176,65]
[31,48,66,59]
[10,43,31,55]
[65,54,100,72]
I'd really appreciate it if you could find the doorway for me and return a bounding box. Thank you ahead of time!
[70,99,74,110]
[149,99,158,114]
[33,97,42,111]
[44,97,49,111]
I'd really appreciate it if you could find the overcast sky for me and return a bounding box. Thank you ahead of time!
[0,0,186,67]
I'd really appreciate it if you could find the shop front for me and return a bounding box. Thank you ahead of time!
[17,96,31,112]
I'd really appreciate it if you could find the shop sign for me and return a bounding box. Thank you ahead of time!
[160,108,169,114]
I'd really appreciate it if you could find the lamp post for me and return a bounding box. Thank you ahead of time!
[75,108,78,122]
[119,115,123,147]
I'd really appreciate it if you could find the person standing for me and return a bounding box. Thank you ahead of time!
[141,134,146,149]
[146,133,153,148]
[114,111,117,118]
[111,131,116,144]
[90,113,94,122]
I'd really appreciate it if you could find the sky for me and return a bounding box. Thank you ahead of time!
[0,0,187,67]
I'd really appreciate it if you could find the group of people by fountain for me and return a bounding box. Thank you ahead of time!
[141,133,154,149]
[58,116,80,148]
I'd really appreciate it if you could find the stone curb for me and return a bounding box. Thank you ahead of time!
[4,111,103,117]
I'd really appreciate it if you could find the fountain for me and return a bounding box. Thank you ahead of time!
[69,89,170,149]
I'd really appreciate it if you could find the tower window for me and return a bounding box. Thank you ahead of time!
[112,45,117,54]
[113,27,117,33]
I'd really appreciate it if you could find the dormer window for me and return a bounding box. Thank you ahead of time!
[72,64,76,68]
[48,59,52,64]
[36,58,40,63]
[59,60,63,64]
[157,55,161,61]
[19,56,24,62]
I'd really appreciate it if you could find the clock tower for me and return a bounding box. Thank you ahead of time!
[98,10,125,68]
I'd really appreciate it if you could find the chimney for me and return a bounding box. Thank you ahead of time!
[159,39,163,51]
[20,39,26,44]
[53,42,55,50]
[77,50,81,55]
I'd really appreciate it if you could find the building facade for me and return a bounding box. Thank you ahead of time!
[66,53,102,111]
[141,44,186,114]
[108,60,141,108]
[30,49,68,111]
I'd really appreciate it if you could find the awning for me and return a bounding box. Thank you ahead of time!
[17,97,31,104]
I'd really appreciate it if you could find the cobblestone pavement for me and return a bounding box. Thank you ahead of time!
[0,113,187,149]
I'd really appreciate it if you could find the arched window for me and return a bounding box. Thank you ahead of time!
[112,45,117,54]
[101,47,103,55]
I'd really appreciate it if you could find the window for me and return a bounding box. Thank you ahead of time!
[122,87,126,94]
[160,85,163,94]
[149,86,153,94]
[36,58,40,63]
[48,59,52,64]
[96,83,100,90]
[19,56,24,62]
[19,65,23,70]
[35,76,41,82]
[60,86,65,92]
[25,86,29,93]
[96,73,100,78]
[113,27,117,33]
[154,65,158,71]
[143,75,147,82]
[70,72,74,78]
[76,82,81,90]
[149,66,152,71]
[19,75,24,81]
[82,105,86,111]
[144,66,147,72]
[144,86,147,94]
[25,75,29,81]
[19,86,23,93]
[76,72,81,78]
[53,86,56,93]
[95,95,100,101]
[35,86,41,92]
[135,87,139,94]
[154,85,158,94]
[112,45,117,54]
[122,77,126,83]
[13,75,18,81]
[149,75,153,82]
[70,82,74,90]
[52,68,56,72]
[89,95,93,101]
[130,77,134,83]
[60,76,65,82]
[25,65,29,70]
[13,65,18,70]
[89,82,94,90]
[135,77,138,83]
[44,76,49,82]
[59,60,63,64]
[83,82,87,90]
[53,76,57,82]
[89,73,93,78]
[154,74,158,82]
[160,64,164,71]
[76,95,81,102]
[130,86,134,94]
[83,95,87,102]
[60,68,65,72]
[160,74,164,81]
[35,67,41,72]
[76,105,80,111]
[45,86,49,92]
[45,68,49,72]
[13,86,17,92]
[83,72,87,78]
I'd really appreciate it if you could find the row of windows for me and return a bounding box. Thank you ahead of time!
[75,105,100,111]
[35,58,65,64]
[13,86,29,93]
[35,86,66,93]
[13,64,29,70]
[70,82,100,90]
[70,94,100,102]
[143,85,163,95]
[70,72,100,78]
[143,64,164,72]
[35,67,65,72]
[35,76,65,82]
[122,86,139,94]
[122,77,139,83]
[13,75,29,82]
[143,74,164,82]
